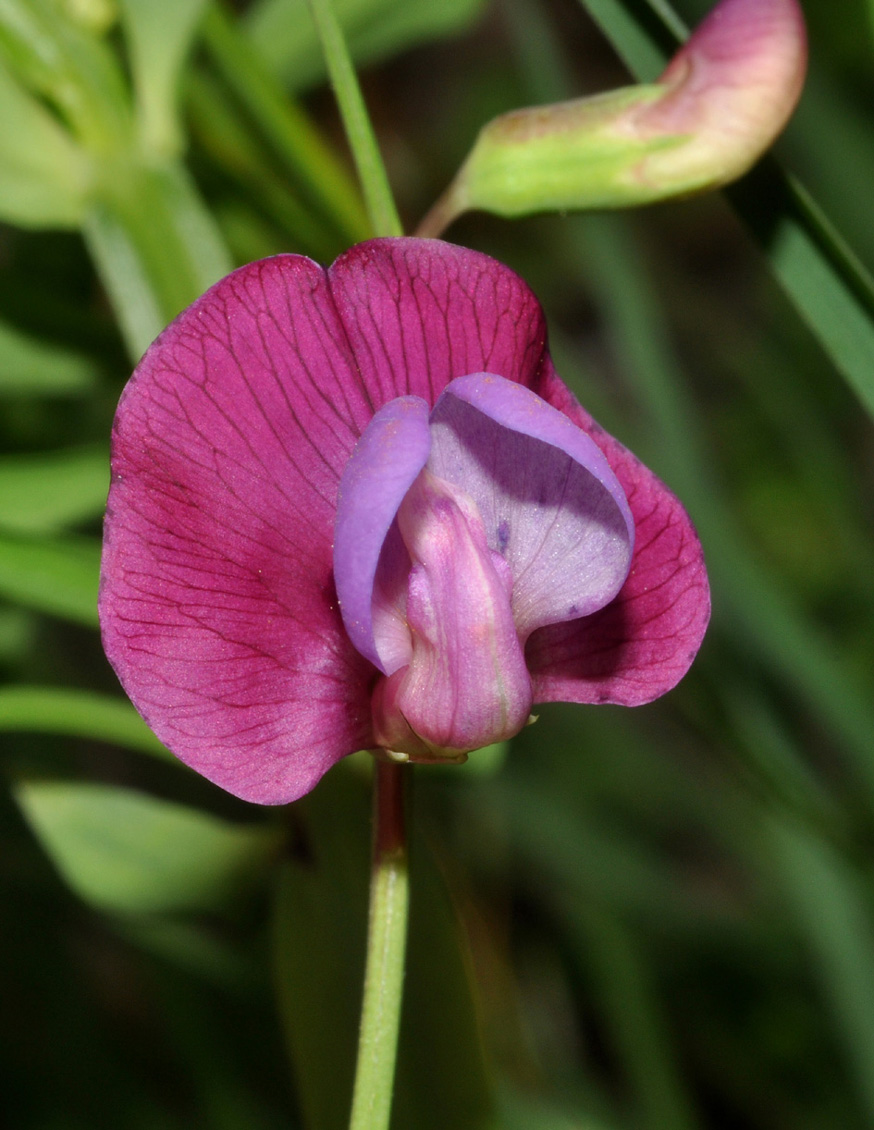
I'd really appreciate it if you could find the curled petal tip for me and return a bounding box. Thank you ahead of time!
[635,0,807,187]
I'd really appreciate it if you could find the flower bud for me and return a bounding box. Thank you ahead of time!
[417,0,806,235]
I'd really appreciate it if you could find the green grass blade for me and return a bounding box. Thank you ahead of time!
[0,532,99,626]
[770,817,874,1124]
[0,685,170,758]
[0,319,98,395]
[574,213,874,791]
[0,445,107,533]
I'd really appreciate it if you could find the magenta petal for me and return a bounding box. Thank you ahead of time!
[100,256,376,805]
[334,396,431,672]
[327,238,548,404]
[100,236,708,803]
[527,363,710,706]
[428,374,634,639]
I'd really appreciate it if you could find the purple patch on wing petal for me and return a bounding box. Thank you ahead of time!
[428,374,634,639]
[334,396,431,673]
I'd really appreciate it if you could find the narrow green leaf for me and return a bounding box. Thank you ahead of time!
[187,71,345,259]
[0,445,107,533]
[82,200,166,358]
[0,532,99,626]
[308,0,403,237]
[574,212,874,796]
[728,169,874,421]
[116,917,259,989]
[15,781,280,914]
[575,905,698,1130]
[117,0,208,156]
[200,4,369,245]
[0,607,31,661]
[272,769,369,1130]
[0,685,170,759]
[499,1090,621,1130]
[577,0,684,78]
[0,319,98,395]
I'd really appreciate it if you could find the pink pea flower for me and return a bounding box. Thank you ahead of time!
[99,239,709,804]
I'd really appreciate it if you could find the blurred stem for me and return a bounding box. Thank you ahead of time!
[579,903,698,1130]
[307,0,403,238]
[349,760,409,1130]
[201,3,370,244]
[84,159,232,359]
[187,69,343,259]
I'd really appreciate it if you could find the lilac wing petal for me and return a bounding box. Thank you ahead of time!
[526,362,710,705]
[427,374,634,640]
[100,255,377,805]
[334,396,431,673]
[327,238,549,407]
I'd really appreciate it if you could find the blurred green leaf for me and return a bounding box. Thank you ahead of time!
[0,606,32,660]
[272,770,367,1130]
[499,1089,620,1130]
[15,781,280,914]
[118,0,208,155]
[246,0,486,90]
[577,0,683,78]
[574,904,698,1130]
[0,445,107,533]
[116,917,259,989]
[0,531,99,625]
[0,319,98,395]
[0,0,131,150]
[770,817,874,1124]
[729,169,874,423]
[84,160,233,358]
[0,685,170,758]
[188,70,346,259]
[0,62,89,227]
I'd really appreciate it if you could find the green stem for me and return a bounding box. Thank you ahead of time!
[349,760,410,1130]
[201,3,370,244]
[307,0,403,238]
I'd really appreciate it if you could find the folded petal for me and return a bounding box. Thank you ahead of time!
[526,362,710,705]
[334,396,431,673]
[372,470,532,759]
[428,373,634,639]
